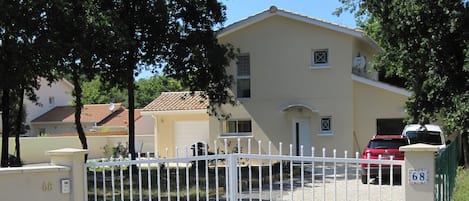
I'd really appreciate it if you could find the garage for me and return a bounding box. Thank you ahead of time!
[174,120,209,156]
[376,118,405,135]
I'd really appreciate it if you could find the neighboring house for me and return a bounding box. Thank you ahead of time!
[23,78,74,135]
[143,6,410,157]
[142,91,209,157]
[97,106,154,136]
[30,103,149,136]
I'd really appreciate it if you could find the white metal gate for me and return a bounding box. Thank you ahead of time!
[84,138,404,201]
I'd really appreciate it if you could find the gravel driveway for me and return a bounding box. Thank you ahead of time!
[232,164,405,201]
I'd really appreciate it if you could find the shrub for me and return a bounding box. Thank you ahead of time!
[453,167,469,201]
[103,142,128,158]
[8,154,22,167]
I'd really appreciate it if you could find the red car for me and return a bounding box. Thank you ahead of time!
[361,135,408,184]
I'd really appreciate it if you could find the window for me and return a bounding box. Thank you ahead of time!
[48,96,55,105]
[368,138,408,149]
[39,128,46,136]
[405,131,443,145]
[319,116,332,135]
[312,49,329,67]
[236,54,250,98]
[222,120,252,136]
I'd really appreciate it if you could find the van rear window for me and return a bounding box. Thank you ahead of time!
[406,131,442,145]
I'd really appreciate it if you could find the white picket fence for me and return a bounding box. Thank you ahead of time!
[84,139,404,201]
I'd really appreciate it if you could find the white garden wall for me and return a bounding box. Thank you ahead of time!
[0,135,154,164]
[0,165,70,201]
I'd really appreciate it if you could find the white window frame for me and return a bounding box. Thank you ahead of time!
[311,49,330,68]
[319,116,333,135]
[221,119,252,137]
[236,54,251,99]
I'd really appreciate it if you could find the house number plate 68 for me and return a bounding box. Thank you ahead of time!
[408,169,428,184]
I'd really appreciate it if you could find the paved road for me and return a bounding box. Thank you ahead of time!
[282,178,404,201]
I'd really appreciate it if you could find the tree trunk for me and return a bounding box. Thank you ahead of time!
[128,69,136,160]
[462,131,469,168]
[1,87,10,167]
[13,88,24,166]
[124,0,136,161]
[72,70,88,161]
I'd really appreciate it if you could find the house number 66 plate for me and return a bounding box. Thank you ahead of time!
[408,169,428,184]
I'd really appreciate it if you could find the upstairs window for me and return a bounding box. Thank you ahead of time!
[312,49,329,67]
[222,120,252,136]
[48,96,55,105]
[236,54,250,98]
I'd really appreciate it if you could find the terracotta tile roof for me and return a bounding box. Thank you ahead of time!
[143,91,208,111]
[98,109,142,126]
[32,103,125,123]
[31,106,76,123]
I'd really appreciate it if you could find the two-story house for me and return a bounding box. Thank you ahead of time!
[143,6,410,157]
[21,78,75,136]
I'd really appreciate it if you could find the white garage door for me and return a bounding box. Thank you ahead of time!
[174,120,209,156]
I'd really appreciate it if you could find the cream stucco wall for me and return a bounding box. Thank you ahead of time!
[136,115,154,135]
[353,81,408,153]
[153,112,208,157]
[0,166,70,201]
[215,15,375,155]
[352,38,379,80]
[31,122,95,136]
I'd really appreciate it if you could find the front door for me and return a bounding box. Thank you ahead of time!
[292,118,312,156]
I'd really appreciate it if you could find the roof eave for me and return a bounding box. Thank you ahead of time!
[141,109,207,116]
[217,9,272,38]
[352,74,411,97]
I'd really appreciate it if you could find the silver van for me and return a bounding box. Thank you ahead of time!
[401,124,446,149]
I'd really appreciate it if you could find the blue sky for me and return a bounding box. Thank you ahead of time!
[137,1,356,79]
[220,0,357,28]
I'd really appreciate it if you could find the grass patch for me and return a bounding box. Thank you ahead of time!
[453,167,469,201]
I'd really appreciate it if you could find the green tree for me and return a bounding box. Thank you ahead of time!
[1,0,236,165]
[81,75,186,108]
[100,0,236,159]
[337,0,469,165]
[82,76,127,105]
[0,0,59,167]
[135,76,188,108]
[45,0,119,160]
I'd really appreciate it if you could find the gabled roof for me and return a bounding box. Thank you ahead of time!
[218,6,380,51]
[57,78,74,91]
[31,103,126,123]
[39,77,74,92]
[142,91,208,112]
